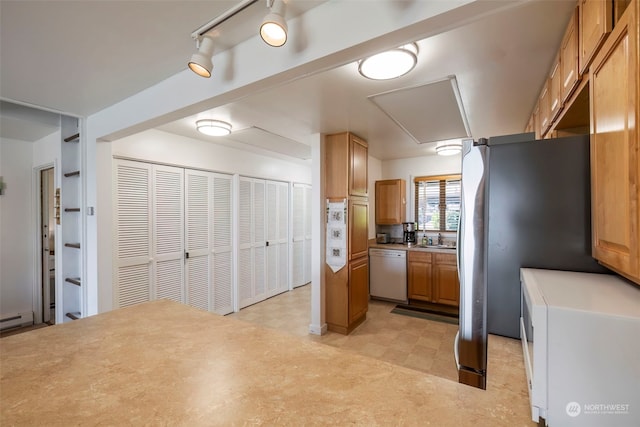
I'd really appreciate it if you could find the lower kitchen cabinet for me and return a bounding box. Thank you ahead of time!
[349,256,369,324]
[408,251,432,301]
[408,250,459,308]
[433,254,459,307]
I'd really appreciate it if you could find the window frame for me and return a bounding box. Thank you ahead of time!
[414,174,461,232]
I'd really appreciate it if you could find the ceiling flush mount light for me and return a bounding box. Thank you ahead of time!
[188,35,215,78]
[260,0,288,47]
[358,43,419,80]
[435,139,463,156]
[196,119,232,136]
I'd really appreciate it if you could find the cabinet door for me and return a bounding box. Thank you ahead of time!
[408,252,432,301]
[349,134,368,197]
[433,261,459,307]
[589,2,639,282]
[538,79,551,136]
[375,179,406,224]
[348,256,369,324]
[349,198,369,260]
[561,6,580,103]
[549,54,563,121]
[579,0,613,74]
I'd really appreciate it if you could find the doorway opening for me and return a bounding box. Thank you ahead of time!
[40,167,56,325]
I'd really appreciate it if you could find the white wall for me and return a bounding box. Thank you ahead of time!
[367,155,383,240]
[382,153,461,223]
[0,132,60,318]
[96,129,312,313]
[0,138,33,317]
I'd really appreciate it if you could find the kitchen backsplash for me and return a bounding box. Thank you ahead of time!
[376,224,457,246]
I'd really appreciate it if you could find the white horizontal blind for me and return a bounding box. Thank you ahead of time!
[415,175,461,232]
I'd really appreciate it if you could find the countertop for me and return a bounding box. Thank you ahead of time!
[369,241,457,254]
[0,299,532,426]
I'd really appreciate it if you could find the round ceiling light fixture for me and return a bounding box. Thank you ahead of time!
[435,139,463,156]
[196,119,232,136]
[358,43,419,80]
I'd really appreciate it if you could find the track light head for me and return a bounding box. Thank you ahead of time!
[188,35,215,78]
[260,0,287,47]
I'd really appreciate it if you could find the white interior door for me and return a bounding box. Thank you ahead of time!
[211,173,233,315]
[152,165,184,303]
[292,183,311,288]
[238,177,267,308]
[185,169,211,311]
[114,160,152,308]
[266,180,289,298]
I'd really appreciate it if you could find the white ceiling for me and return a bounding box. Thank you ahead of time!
[0,0,575,161]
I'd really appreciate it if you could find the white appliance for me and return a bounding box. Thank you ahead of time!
[520,268,640,426]
[369,248,407,303]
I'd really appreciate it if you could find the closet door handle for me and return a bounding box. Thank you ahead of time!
[185,252,189,259]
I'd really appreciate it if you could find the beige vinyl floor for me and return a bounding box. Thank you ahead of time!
[229,284,530,400]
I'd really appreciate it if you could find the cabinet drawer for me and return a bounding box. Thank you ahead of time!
[408,251,432,263]
[434,253,456,265]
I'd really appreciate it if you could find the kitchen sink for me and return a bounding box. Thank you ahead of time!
[415,244,456,249]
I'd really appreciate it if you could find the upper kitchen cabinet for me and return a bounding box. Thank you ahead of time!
[579,0,613,74]
[538,79,552,136]
[375,179,406,224]
[325,132,368,198]
[549,54,563,122]
[561,6,581,104]
[589,0,639,284]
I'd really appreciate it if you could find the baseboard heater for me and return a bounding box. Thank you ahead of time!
[0,312,34,331]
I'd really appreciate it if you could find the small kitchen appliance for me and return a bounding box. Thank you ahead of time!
[376,233,390,244]
[402,222,416,245]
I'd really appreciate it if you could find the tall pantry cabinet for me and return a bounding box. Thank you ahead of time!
[324,132,369,334]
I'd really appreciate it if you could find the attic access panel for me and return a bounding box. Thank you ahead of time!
[369,76,470,144]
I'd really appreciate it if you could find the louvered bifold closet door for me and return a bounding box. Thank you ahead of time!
[265,180,289,298]
[253,179,267,303]
[185,170,211,311]
[266,181,279,295]
[115,160,152,308]
[276,182,289,294]
[291,184,306,288]
[238,178,255,308]
[238,177,267,309]
[211,173,233,315]
[153,165,185,303]
[303,185,312,284]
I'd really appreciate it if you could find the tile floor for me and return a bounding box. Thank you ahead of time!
[229,284,529,393]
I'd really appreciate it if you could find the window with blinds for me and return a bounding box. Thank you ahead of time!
[415,175,461,232]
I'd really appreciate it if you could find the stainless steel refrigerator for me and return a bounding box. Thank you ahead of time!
[454,133,609,389]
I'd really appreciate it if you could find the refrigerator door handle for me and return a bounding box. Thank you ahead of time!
[454,330,460,370]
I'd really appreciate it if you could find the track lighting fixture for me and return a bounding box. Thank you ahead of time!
[260,0,288,47]
[358,43,419,80]
[196,119,232,136]
[188,35,215,78]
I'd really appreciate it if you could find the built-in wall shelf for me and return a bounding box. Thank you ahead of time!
[65,312,80,320]
[64,208,80,212]
[64,171,80,178]
[65,278,81,286]
[63,133,80,143]
[64,243,80,249]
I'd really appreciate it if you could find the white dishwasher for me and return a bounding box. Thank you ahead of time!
[369,248,407,303]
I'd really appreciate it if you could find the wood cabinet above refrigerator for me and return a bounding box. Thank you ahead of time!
[375,179,406,224]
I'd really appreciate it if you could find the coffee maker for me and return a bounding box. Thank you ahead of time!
[402,222,417,245]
